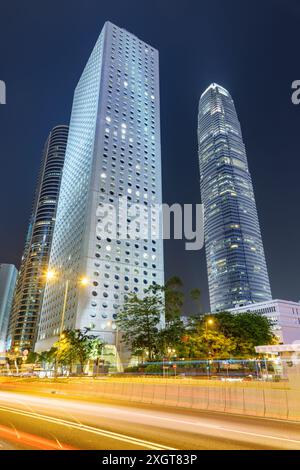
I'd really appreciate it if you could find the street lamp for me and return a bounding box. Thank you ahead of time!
[205,317,214,335]
[44,269,56,282]
[204,317,214,377]
[45,269,89,335]
[79,277,89,287]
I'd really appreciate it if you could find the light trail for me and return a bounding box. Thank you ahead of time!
[0,423,76,450]
[0,404,176,450]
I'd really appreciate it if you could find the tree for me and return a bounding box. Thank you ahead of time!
[211,311,277,355]
[177,319,236,359]
[164,276,185,322]
[26,351,39,364]
[38,347,57,373]
[179,330,236,359]
[53,333,77,372]
[87,336,105,375]
[53,329,104,374]
[148,276,184,323]
[156,317,186,357]
[116,288,163,360]
[185,311,277,358]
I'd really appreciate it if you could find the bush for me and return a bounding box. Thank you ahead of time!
[124,366,140,373]
[144,364,162,374]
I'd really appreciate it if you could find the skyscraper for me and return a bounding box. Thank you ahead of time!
[198,83,271,312]
[35,22,164,354]
[7,125,69,351]
[0,264,18,351]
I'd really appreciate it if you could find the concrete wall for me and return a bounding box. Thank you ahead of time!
[1,379,299,422]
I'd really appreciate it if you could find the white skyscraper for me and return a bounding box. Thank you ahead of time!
[35,22,164,355]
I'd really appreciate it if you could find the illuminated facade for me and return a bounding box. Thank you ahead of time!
[0,264,17,351]
[35,22,164,352]
[7,126,69,351]
[198,83,271,312]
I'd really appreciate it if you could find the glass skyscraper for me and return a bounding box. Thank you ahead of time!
[7,125,69,351]
[198,83,271,312]
[0,264,18,351]
[35,22,164,353]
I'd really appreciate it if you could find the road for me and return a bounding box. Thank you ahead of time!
[0,390,300,449]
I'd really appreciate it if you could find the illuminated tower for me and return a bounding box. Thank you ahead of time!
[35,22,164,353]
[198,83,271,312]
[0,264,17,351]
[7,125,68,351]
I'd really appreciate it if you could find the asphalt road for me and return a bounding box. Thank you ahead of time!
[0,390,300,450]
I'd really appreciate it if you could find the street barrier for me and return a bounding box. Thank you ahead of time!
[0,378,299,422]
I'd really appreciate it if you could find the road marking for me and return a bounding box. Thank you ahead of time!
[118,410,300,446]
[2,391,300,447]
[0,405,175,450]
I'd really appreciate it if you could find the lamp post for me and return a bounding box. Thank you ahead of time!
[205,317,214,335]
[45,270,89,336]
[13,346,20,375]
[44,270,89,377]
[204,318,214,378]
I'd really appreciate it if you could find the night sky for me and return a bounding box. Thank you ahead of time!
[0,0,299,312]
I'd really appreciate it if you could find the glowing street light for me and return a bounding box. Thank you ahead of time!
[205,317,215,339]
[43,268,89,335]
[79,277,89,287]
[45,269,56,281]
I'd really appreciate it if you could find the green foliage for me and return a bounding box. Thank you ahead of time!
[156,317,185,357]
[38,347,57,367]
[164,276,185,322]
[124,366,140,373]
[52,329,105,373]
[212,311,276,356]
[144,364,162,373]
[26,351,39,364]
[182,311,277,358]
[116,288,163,360]
[178,328,236,359]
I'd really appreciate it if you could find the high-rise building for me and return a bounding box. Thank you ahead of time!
[35,22,164,354]
[0,264,18,351]
[7,125,69,351]
[198,83,271,312]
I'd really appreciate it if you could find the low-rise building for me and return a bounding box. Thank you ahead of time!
[230,299,300,344]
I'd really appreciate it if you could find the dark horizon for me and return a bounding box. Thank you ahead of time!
[0,0,300,311]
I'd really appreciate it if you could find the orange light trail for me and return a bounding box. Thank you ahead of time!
[0,424,77,450]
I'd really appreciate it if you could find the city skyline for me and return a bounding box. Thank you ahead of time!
[0,2,300,454]
[1,1,300,311]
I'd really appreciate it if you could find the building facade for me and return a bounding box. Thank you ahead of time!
[0,264,18,351]
[7,125,69,351]
[231,299,300,344]
[35,22,164,353]
[198,83,271,312]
